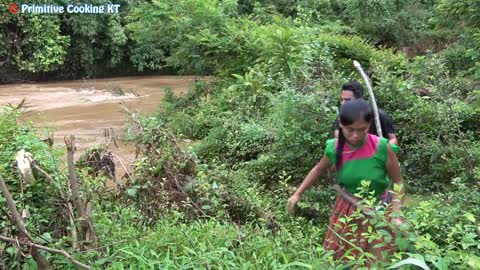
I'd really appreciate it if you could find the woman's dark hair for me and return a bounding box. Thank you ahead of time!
[336,99,372,170]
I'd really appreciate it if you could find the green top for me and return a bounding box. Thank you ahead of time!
[324,134,398,197]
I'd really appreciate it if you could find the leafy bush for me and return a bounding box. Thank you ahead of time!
[96,215,336,269]
[402,179,480,269]
[317,33,407,73]
[128,0,238,74]
[118,4,480,267]
[0,109,76,268]
[0,109,63,233]
[274,0,438,47]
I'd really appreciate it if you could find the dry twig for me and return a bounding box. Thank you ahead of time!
[0,235,91,269]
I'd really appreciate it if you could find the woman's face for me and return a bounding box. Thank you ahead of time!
[339,119,370,146]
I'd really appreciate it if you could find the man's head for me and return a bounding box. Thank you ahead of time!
[340,81,364,105]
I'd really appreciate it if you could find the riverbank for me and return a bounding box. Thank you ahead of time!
[0,75,200,179]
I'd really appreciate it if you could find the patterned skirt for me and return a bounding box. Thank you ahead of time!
[323,189,396,264]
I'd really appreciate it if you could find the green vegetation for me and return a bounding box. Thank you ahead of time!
[1,0,479,81]
[1,0,479,269]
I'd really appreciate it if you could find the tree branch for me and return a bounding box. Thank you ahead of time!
[0,175,50,269]
[0,235,91,270]
[64,135,97,249]
[0,176,32,240]
[64,135,85,218]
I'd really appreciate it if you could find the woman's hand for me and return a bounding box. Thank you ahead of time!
[286,155,331,216]
[287,194,301,215]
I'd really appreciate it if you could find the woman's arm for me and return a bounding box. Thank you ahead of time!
[287,155,332,214]
[385,143,405,224]
[388,133,399,146]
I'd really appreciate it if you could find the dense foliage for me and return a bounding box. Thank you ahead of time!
[1,0,479,269]
[1,0,479,81]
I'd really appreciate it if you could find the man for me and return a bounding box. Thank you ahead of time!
[334,81,399,145]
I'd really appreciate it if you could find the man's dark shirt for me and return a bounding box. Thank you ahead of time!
[333,109,395,136]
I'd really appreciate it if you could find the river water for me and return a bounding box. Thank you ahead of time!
[0,75,198,179]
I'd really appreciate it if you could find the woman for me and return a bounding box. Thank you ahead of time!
[287,99,404,265]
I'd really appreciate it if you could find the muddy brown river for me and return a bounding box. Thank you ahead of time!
[0,76,199,178]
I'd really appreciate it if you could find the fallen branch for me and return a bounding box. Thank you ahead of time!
[111,153,133,183]
[31,163,56,184]
[31,162,69,198]
[0,235,91,270]
[28,158,69,199]
[113,152,134,163]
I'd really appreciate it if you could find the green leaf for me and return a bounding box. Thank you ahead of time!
[201,204,212,210]
[279,262,313,269]
[389,258,430,270]
[395,237,410,250]
[232,74,244,80]
[95,258,110,266]
[465,212,476,223]
[468,255,480,269]
[39,232,53,244]
[431,256,449,270]
[6,246,16,256]
[127,188,137,197]
[182,182,194,192]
